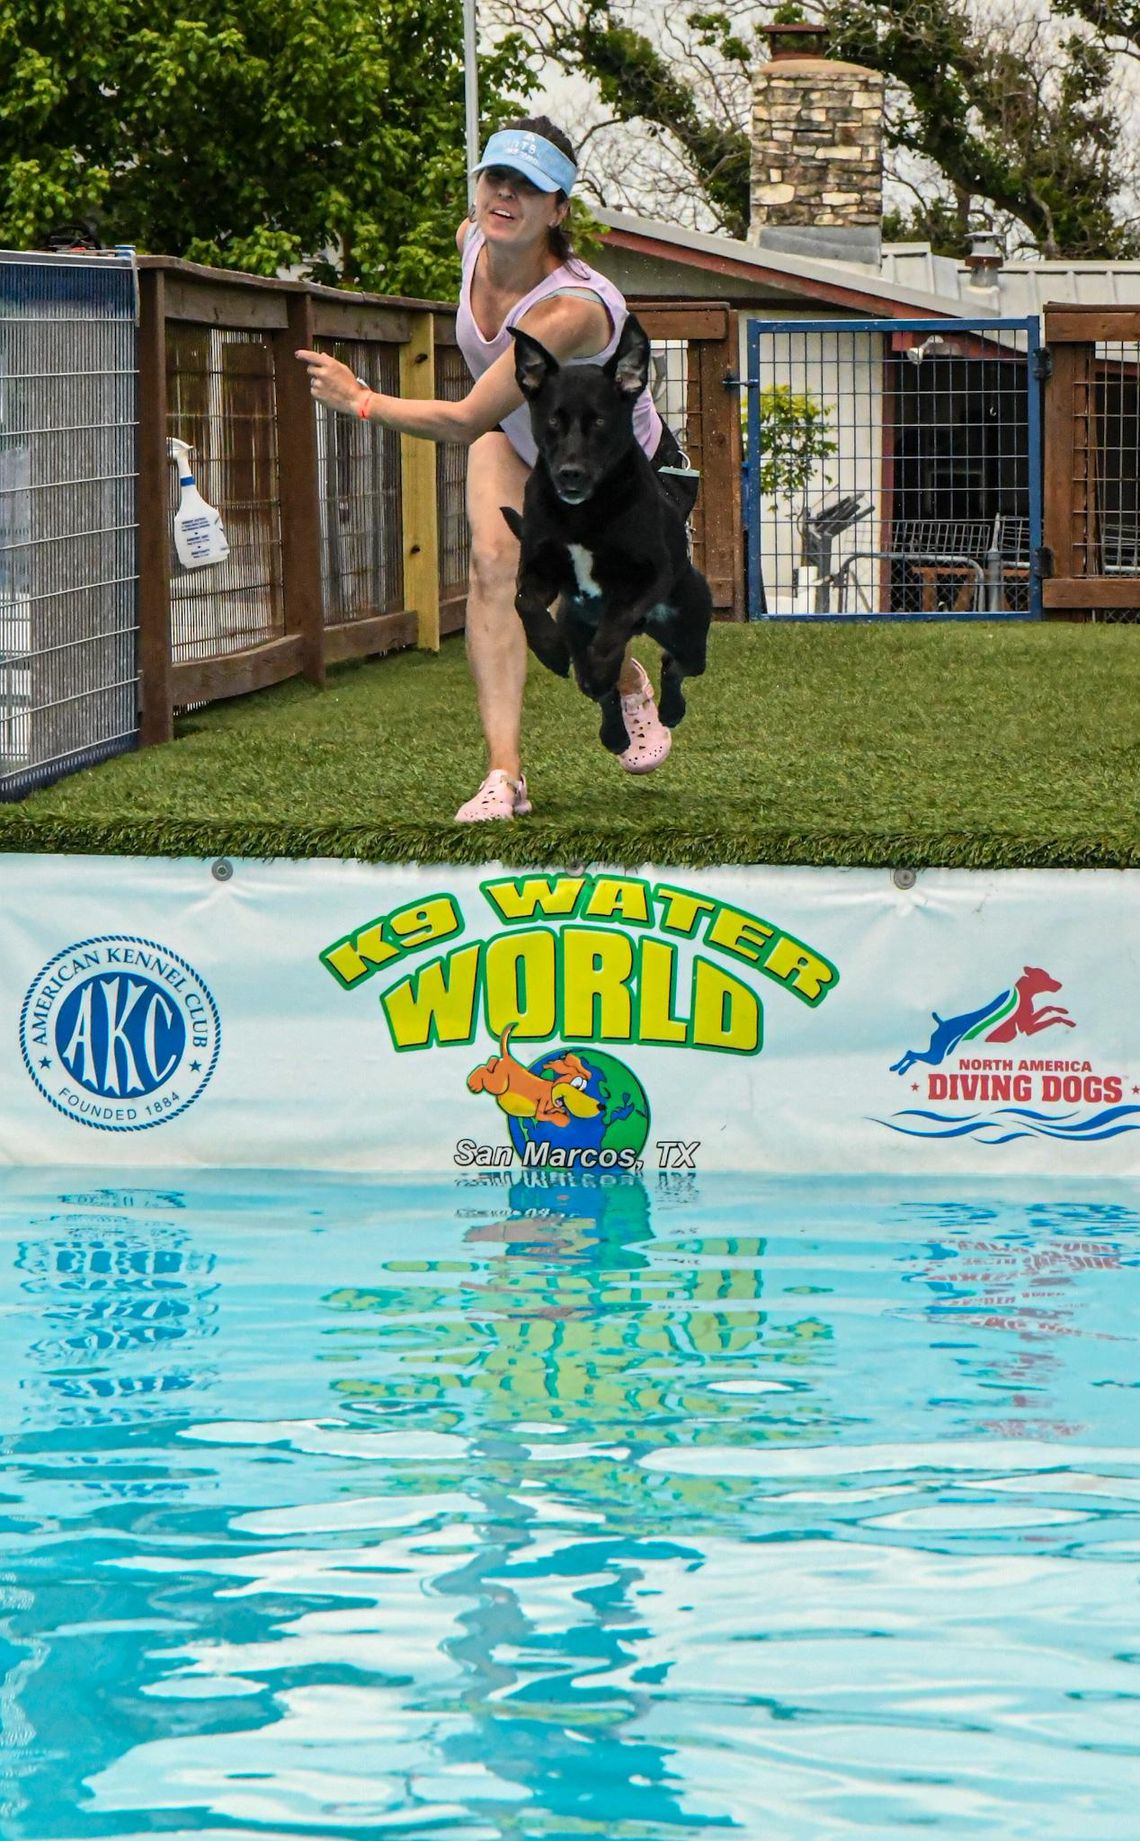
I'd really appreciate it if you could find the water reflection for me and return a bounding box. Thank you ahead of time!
[0,1175,1136,1838]
[15,1204,218,1428]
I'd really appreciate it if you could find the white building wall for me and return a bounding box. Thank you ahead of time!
[748,326,884,617]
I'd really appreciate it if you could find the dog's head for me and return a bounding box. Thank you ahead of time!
[542,1051,593,1085]
[511,314,651,504]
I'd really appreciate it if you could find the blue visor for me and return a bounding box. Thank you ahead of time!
[470,129,576,196]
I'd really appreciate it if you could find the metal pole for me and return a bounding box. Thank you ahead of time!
[463,0,479,207]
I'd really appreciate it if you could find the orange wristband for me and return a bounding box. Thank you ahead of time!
[356,388,374,420]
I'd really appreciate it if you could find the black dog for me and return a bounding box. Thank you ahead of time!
[500,314,712,756]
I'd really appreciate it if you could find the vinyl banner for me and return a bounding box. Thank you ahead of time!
[1,854,1138,1174]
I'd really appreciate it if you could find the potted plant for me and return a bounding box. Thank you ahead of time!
[745,384,837,613]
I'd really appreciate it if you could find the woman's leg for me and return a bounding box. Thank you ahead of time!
[464,431,532,779]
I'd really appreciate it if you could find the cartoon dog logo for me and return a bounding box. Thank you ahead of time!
[891,966,1074,1078]
[467,1024,603,1127]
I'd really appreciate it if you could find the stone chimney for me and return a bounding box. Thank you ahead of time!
[750,22,884,267]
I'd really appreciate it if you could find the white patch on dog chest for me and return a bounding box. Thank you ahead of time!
[567,544,603,598]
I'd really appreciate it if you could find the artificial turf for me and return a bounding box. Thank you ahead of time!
[1,622,1138,868]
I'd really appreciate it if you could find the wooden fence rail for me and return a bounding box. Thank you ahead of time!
[137,260,745,743]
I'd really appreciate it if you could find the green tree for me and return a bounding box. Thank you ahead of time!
[0,0,533,296]
[489,0,1138,258]
[831,0,1135,259]
[1054,0,1140,51]
[750,386,836,507]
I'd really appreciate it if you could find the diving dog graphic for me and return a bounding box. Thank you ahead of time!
[467,1025,602,1127]
[891,967,1074,1078]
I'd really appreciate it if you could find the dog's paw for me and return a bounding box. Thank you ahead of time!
[658,682,687,729]
[539,643,572,679]
[598,692,631,755]
[518,607,571,676]
[658,658,688,729]
[579,646,624,703]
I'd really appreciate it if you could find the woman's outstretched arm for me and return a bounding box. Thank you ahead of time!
[294,294,610,447]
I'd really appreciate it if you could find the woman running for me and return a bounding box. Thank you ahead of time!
[297,116,695,821]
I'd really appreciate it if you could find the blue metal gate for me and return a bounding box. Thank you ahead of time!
[742,315,1044,621]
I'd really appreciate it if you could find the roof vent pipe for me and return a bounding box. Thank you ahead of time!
[964,224,1004,285]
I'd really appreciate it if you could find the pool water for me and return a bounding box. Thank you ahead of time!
[0,1169,1137,1838]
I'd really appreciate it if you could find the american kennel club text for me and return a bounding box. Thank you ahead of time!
[20,936,221,1131]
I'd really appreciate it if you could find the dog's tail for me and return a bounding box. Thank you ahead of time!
[500,506,524,541]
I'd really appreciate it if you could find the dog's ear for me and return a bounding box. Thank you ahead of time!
[604,313,650,400]
[500,505,523,541]
[510,326,558,399]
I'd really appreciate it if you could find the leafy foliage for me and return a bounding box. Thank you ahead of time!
[1053,0,1140,47]
[0,0,533,295]
[489,0,1140,258]
[829,0,1136,259]
[749,386,837,506]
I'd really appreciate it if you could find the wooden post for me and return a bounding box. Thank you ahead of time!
[136,267,173,744]
[697,327,743,618]
[273,293,326,685]
[1044,337,1077,589]
[399,312,440,650]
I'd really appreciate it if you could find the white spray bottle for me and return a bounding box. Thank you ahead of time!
[168,439,229,568]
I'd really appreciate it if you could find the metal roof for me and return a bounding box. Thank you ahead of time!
[880,244,1140,315]
[594,206,1140,319]
[593,207,973,317]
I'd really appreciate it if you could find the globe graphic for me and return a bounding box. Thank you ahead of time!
[507,1048,651,1162]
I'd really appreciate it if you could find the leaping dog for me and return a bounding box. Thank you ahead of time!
[891,966,1075,1077]
[500,314,712,756]
[467,1025,602,1127]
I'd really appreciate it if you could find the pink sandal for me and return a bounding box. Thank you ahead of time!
[618,660,672,773]
[454,769,532,822]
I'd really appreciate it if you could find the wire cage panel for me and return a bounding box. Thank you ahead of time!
[165,325,285,672]
[0,253,138,799]
[1087,340,1140,623]
[435,342,471,598]
[315,339,403,625]
[743,317,1042,621]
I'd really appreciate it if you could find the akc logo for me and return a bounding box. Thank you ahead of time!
[879,965,1140,1143]
[20,935,220,1132]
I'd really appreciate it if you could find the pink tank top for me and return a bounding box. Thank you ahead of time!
[455,227,663,469]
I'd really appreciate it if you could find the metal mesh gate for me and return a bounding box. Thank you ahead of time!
[743,316,1043,620]
[1093,337,1140,604]
[0,251,138,797]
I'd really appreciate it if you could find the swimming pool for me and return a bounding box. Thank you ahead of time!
[0,1168,1137,1837]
